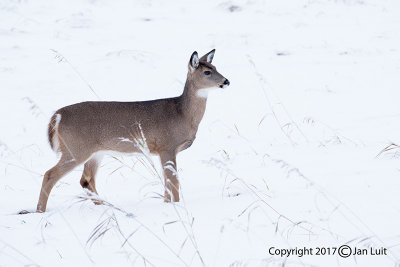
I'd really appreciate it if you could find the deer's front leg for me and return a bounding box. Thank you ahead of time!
[159,151,179,202]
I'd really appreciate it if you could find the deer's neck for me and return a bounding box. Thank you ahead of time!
[180,79,208,128]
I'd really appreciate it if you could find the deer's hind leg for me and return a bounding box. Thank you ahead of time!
[37,153,81,213]
[80,154,103,205]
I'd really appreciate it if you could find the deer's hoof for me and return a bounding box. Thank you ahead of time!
[93,199,104,205]
[18,210,31,215]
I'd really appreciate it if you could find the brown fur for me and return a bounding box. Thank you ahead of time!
[36,50,229,212]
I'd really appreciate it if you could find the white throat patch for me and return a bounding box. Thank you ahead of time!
[196,88,212,98]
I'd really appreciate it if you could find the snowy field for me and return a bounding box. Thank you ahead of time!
[1,0,400,266]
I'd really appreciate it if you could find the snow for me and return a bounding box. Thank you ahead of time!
[1,0,400,266]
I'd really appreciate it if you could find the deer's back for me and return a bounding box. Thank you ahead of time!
[54,99,188,156]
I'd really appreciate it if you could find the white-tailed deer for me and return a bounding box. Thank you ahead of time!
[37,49,230,212]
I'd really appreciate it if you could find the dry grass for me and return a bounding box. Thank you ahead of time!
[74,131,205,266]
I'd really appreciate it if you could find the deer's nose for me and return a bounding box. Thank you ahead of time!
[224,79,230,86]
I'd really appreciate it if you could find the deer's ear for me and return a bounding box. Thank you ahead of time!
[189,51,199,72]
[200,49,215,63]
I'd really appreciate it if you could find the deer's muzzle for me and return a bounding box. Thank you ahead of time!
[220,79,230,88]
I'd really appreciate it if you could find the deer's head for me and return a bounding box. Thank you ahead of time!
[187,49,230,97]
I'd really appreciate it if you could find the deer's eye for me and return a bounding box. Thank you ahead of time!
[204,71,211,75]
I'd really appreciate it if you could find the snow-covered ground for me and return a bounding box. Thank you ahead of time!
[1,0,400,266]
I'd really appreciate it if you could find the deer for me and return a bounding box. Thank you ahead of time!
[36,49,230,212]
